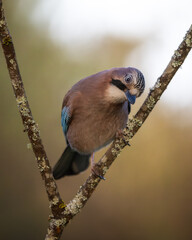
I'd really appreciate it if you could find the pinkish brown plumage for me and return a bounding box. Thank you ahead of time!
[53,67,145,179]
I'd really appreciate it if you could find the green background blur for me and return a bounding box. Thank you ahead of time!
[1,1,192,240]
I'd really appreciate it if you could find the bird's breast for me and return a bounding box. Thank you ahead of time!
[67,101,128,154]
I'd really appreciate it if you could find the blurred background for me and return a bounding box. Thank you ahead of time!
[0,0,192,239]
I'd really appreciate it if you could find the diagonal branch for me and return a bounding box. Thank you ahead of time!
[0,1,65,239]
[61,24,192,229]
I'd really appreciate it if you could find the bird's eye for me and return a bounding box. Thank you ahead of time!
[125,74,133,83]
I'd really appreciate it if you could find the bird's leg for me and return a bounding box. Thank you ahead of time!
[91,153,106,180]
[116,129,131,146]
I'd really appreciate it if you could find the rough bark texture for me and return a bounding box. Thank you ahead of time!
[0,0,192,239]
[0,1,65,239]
[61,24,192,228]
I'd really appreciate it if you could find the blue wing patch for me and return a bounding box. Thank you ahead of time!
[61,106,71,136]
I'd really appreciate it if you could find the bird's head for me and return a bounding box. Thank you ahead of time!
[110,67,145,104]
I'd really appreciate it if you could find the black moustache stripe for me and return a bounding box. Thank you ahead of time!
[111,79,127,91]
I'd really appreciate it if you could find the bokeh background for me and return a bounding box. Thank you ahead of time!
[0,1,192,239]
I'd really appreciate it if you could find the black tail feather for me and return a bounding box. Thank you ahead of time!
[53,145,90,180]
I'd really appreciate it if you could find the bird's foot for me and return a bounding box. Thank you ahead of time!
[91,163,106,180]
[116,129,131,146]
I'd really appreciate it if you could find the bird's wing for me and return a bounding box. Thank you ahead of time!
[61,90,82,137]
[61,106,71,136]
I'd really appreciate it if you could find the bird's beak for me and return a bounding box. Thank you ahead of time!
[125,91,136,104]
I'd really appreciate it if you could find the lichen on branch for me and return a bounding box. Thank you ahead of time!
[61,24,192,227]
[0,1,64,239]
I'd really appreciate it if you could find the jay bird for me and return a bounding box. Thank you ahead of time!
[53,67,145,180]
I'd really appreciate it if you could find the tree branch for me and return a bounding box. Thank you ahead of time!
[1,0,192,239]
[0,1,65,239]
[61,24,192,228]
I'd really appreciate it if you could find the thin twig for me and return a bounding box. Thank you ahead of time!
[0,1,65,239]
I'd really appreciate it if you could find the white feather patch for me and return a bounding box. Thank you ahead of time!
[105,84,127,103]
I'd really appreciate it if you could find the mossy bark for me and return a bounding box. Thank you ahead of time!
[0,1,64,239]
[62,24,192,227]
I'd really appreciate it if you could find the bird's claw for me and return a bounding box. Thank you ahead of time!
[116,129,131,146]
[91,164,106,180]
[125,140,131,146]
